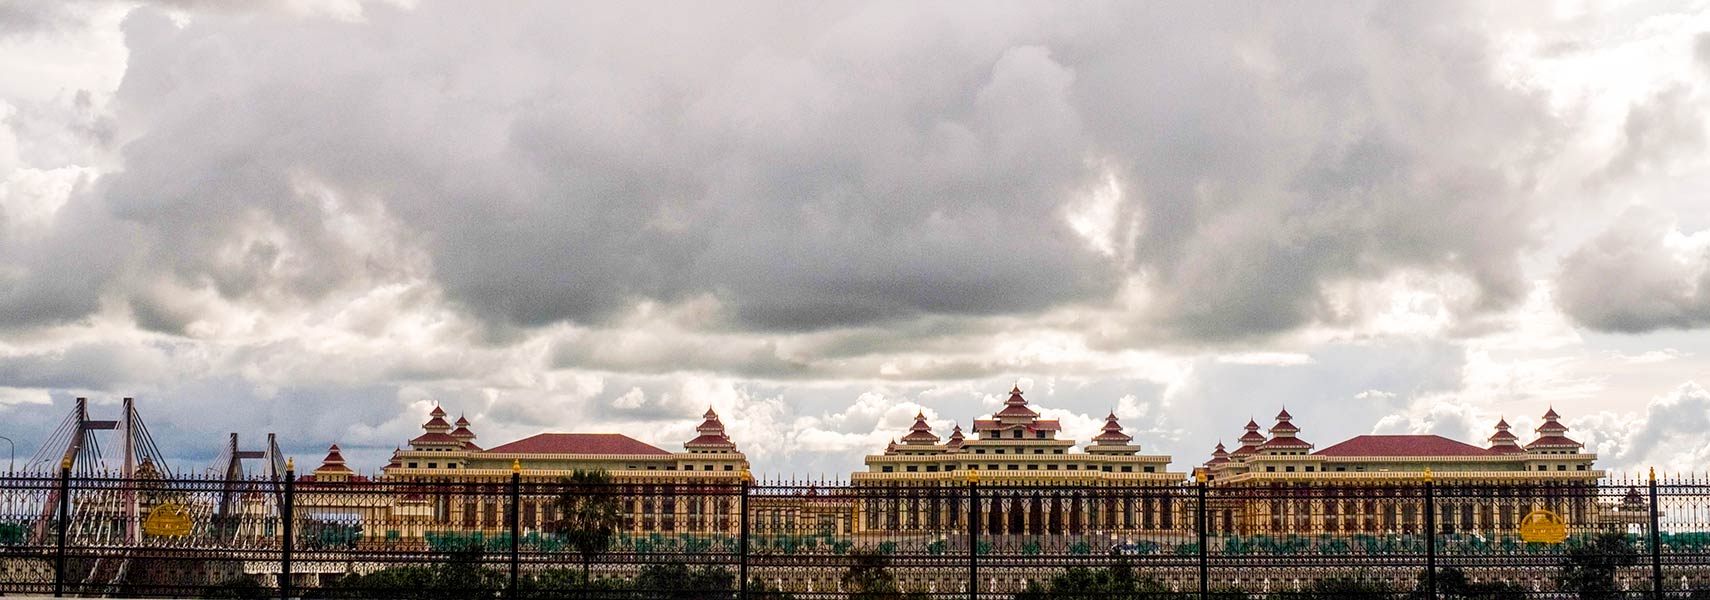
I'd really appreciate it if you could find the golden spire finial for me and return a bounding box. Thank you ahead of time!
[61,457,72,470]
[966,469,979,484]
[1195,470,1207,483]
[1649,466,1656,482]
[511,459,521,474]
[1423,467,1433,483]
[286,457,295,471]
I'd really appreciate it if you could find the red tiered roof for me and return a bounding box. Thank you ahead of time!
[945,424,965,451]
[686,407,737,449]
[449,414,481,450]
[410,431,462,445]
[1259,409,1310,450]
[1526,408,1582,450]
[484,433,670,455]
[901,411,940,444]
[1205,442,1230,466]
[316,443,354,474]
[1091,411,1133,444]
[1268,409,1300,434]
[994,386,1040,419]
[424,405,451,431]
[1488,417,1523,453]
[972,419,1060,431]
[1315,435,1496,457]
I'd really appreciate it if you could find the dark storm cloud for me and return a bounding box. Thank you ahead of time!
[1558,208,1710,333]
[0,1,1568,347]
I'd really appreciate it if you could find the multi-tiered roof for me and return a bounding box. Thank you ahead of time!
[1086,411,1140,455]
[902,412,940,445]
[1525,407,1583,452]
[1487,417,1522,453]
[1209,407,1593,466]
[1259,408,1312,454]
[685,407,738,451]
[1232,418,1266,457]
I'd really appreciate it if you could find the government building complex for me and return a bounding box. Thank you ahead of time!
[289,388,1612,545]
[273,387,1625,593]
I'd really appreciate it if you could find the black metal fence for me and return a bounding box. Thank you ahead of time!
[1,468,1707,598]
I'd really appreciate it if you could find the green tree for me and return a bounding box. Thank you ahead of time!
[1557,531,1639,600]
[554,470,624,579]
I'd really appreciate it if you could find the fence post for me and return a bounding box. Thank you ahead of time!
[1649,467,1663,600]
[1197,474,1208,600]
[54,459,70,598]
[508,460,521,600]
[1423,469,1436,600]
[281,459,294,600]
[968,474,978,600]
[739,472,750,600]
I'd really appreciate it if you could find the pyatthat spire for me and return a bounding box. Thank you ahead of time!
[1205,441,1230,467]
[1488,416,1522,452]
[686,406,738,451]
[945,423,965,452]
[1526,407,1582,452]
[1090,411,1134,446]
[310,443,355,482]
[423,406,451,432]
[1232,418,1267,456]
[994,385,1039,421]
[901,411,940,445]
[449,414,481,450]
[1087,411,1140,455]
[1259,408,1312,453]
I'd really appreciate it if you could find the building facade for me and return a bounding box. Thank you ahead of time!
[1198,408,1607,536]
[852,387,1185,541]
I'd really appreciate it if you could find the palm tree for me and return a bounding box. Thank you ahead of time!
[553,470,623,580]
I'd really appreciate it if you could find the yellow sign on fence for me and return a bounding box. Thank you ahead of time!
[1518,508,1567,544]
[143,503,193,537]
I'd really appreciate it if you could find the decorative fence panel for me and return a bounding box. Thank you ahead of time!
[1,470,1707,598]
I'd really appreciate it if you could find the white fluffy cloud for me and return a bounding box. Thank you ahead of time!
[1,1,1708,475]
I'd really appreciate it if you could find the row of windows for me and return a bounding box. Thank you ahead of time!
[970,448,1066,455]
[403,462,736,471]
[881,464,1157,474]
[980,430,1052,440]
[1251,463,1589,473]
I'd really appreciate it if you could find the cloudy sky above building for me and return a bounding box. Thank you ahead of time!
[1,0,1708,477]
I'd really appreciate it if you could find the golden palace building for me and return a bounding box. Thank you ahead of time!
[852,387,1184,536]
[290,405,759,548]
[1197,408,1607,536]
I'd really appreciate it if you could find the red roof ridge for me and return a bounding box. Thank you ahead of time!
[483,433,671,455]
[1315,434,1494,457]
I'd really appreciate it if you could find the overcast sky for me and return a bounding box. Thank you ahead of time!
[2,0,1708,478]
